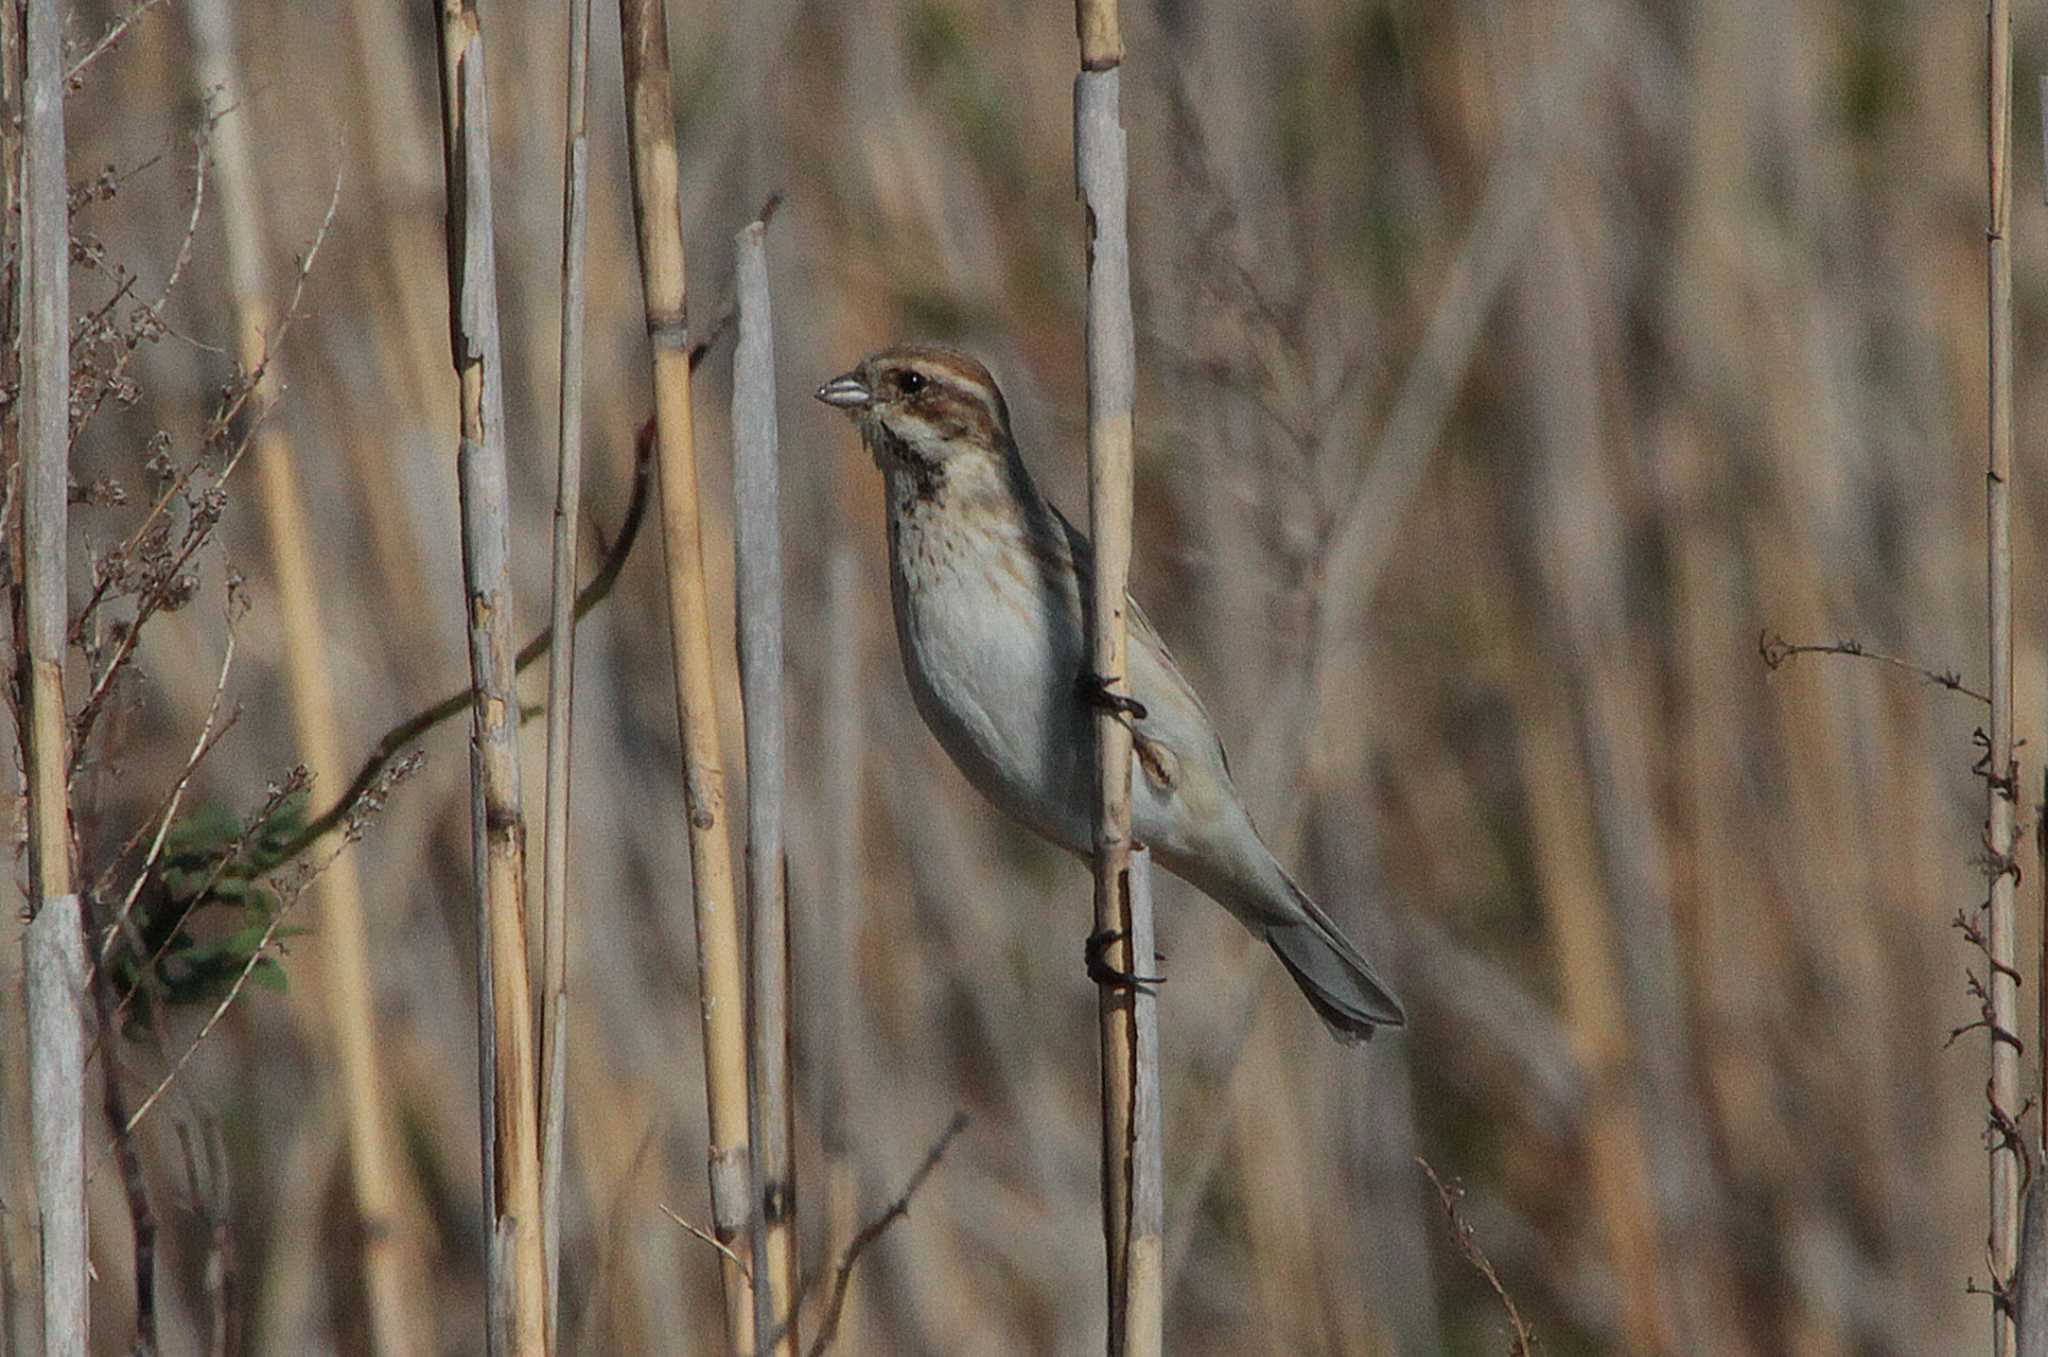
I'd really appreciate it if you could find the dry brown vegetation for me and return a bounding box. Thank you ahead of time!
[5,0,2041,1353]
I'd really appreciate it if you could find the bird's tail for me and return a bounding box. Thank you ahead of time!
[1265,873,1406,1045]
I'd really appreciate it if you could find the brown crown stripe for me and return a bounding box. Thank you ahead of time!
[875,345,1010,436]
[877,342,998,390]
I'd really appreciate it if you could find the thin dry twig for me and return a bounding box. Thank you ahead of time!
[280,281,743,864]
[172,1120,237,1357]
[1758,630,1988,705]
[69,102,212,455]
[92,607,241,972]
[121,753,422,1136]
[659,1204,752,1284]
[69,172,341,772]
[89,903,158,1351]
[286,419,655,860]
[800,1112,970,1357]
[249,248,744,867]
[101,768,305,1039]
[283,271,748,862]
[71,124,307,594]
[64,0,171,88]
[1417,1158,1536,1356]
[120,913,288,1134]
[187,4,430,1339]
[174,1120,238,1357]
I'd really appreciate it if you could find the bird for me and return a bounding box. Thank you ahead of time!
[815,343,1404,1043]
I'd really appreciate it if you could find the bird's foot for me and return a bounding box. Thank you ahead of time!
[1077,671,1148,722]
[1084,928,1166,990]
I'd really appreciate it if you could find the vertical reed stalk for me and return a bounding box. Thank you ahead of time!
[18,1,85,1351]
[1123,848,1163,1357]
[1985,2,2020,1349]
[541,0,595,1339]
[818,546,861,1340]
[616,3,756,1348]
[0,2,32,1341]
[1514,679,1673,1353]
[732,219,798,1355]
[1073,1,1148,1350]
[184,6,429,1351]
[432,3,548,1350]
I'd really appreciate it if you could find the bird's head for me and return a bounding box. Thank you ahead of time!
[815,344,1016,479]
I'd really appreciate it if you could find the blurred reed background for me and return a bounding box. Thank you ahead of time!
[5,0,2040,1352]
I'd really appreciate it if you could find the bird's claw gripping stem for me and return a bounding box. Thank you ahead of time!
[1085,928,1166,990]
[1078,671,1148,721]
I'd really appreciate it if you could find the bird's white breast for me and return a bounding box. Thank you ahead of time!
[884,479,1092,850]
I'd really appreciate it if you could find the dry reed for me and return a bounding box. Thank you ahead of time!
[18,0,85,1350]
[732,215,799,1354]
[183,4,429,1349]
[540,0,595,1340]
[431,2,547,1349]
[1073,0,1151,1350]
[1983,1,2021,1350]
[616,1,756,1348]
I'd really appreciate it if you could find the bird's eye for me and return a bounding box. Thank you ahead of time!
[898,370,928,396]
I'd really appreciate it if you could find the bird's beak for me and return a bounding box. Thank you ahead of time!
[815,371,873,411]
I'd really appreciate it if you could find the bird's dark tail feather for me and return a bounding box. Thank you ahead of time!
[1266,876,1406,1045]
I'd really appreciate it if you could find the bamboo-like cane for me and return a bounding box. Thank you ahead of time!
[732,220,799,1354]
[431,4,548,1351]
[182,6,429,1353]
[1123,848,1163,1357]
[615,3,756,1349]
[18,1,86,1352]
[1073,2,1150,1352]
[1986,2,2020,1351]
[541,0,594,1341]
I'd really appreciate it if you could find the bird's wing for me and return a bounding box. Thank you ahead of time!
[1051,504,1234,781]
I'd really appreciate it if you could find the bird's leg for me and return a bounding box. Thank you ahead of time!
[1077,670,1148,721]
[1084,928,1166,989]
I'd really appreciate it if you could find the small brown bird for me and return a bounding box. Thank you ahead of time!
[817,343,1404,1042]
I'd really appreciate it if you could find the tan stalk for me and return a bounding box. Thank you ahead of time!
[1123,848,1163,1357]
[249,1095,344,1347]
[732,219,799,1354]
[18,0,86,1351]
[817,547,861,1338]
[615,2,756,1348]
[1514,680,1673,1353]
[541,0,595,1340]
[431,3,548,1350]
[1986,1,2021,1349]
[182,4,429,1351]
[1073,1,1149,1351]
[566,1024,658,1351]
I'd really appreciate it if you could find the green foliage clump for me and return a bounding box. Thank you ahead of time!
[106,795,308,1032]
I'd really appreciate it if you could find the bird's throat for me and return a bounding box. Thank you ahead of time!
[865,424,946,508]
